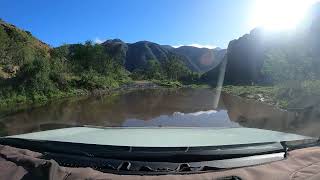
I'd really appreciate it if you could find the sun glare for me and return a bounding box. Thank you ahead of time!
[250,0,319,31]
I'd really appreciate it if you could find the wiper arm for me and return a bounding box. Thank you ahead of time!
[280,138,319,152]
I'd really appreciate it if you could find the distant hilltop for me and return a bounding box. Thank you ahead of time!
[101,39,226,73]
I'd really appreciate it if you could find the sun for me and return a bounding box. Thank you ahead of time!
[249,0,318,31]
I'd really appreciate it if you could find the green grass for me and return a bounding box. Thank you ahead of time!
[0,88,93,119]
[222,85,282,107]
[0,91,69,110]
[151,79,211,89]
[222,83,320,110]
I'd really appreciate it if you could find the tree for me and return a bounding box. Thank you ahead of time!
[163,56,189,80]
[145,59,162,79]
[14,58,56,94]
[262,44,315,83]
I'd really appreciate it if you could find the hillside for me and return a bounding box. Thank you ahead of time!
[101,39,226,73]
[172,46,226,72]
[0,18,226,82]
[0,20,50,64]
[0,19,51,79]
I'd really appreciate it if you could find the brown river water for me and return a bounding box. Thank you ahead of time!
[0,88,319,137]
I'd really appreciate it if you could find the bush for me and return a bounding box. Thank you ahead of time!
[275,80,320,108]
[76,69,119,90]
[130,69,146,80]
[15,58,57,94]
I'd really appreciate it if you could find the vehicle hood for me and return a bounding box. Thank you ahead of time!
[7,127,311,147]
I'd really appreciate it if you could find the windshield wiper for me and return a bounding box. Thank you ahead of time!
[0,137,291,175]
[0,137,286,162]
[40,150,284,175]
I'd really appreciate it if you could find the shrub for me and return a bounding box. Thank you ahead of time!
[76,69,119,90]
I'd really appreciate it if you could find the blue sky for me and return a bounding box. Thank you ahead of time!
[0,0,254,48]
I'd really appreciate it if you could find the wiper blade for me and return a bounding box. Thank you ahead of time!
[41,151,284,175]
[0,137,287,175]
[0,137,286,162]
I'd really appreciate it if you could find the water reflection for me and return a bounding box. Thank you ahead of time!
[123,110,239,127]
[0,88,230,135]
[0,88,319,137]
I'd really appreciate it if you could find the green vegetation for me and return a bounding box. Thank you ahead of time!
[152,79,183,88]
[222,82,320,110]
[0,21,204,111]
[0,40,130,109]
[260,39,320,109]
[222,85,283,107]
[0,20,50,67]
[219,37,320,110]
[197,13,320,111]
[130,56,202,87]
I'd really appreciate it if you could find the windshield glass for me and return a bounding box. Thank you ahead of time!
[1,0,320,144]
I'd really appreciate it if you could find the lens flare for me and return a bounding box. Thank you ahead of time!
[249,0,319,31]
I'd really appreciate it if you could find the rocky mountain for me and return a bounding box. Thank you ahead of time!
[201,28,268,85]
[172,46,226,72]
[102,39,226,73]
[126,41,173,71]
[224,28,267,84]
[203,2,320,85]
[101,39,128,65]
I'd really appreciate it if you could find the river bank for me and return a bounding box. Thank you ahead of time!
[0,81,156,116]
[222,85,320,112]
[0,83,284,117]
[3,82,317,119]
[222,85,280,107]
[0,80,211,117]
[1,82,315,114]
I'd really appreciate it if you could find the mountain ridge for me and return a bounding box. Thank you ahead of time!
[0,19,225,75]
[101,39,226,73]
